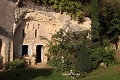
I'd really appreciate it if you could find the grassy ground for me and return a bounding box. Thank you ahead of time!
[81,65,120,80]
[0,68,74,80]
[1,65,120,80]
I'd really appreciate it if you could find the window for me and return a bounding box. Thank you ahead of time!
[23,29,25,38]
[35,29,37,38]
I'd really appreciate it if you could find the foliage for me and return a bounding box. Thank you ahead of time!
[48,29,92,72]
[91,0,100,42]
[4,59,26,70]
[91,0,120,49]
[30,0,91,23]
[76,43,92,72]
[99,0,120,49]
[47,29,115,72]
[89,45,115,69]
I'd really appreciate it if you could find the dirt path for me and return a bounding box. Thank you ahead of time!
[28,63,55,69]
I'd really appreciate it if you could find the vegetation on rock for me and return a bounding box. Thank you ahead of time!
[17,0,91,23]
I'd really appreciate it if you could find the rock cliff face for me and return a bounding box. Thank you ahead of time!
[14,8,91,40]
[13,7,91,63]
[0,0,15,64]
[0,0,91,64]
[0,0,14,40]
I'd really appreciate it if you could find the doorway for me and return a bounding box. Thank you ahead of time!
[22,45,28,56]
[0,39,2,55]
[36,45,43,63]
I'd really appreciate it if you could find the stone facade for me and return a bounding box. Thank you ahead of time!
[0,0,91,64]
[0,0,14,63]
[13,8,91,64]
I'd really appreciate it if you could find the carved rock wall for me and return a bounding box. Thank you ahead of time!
[14,8,91,63]
[0,0,15,64]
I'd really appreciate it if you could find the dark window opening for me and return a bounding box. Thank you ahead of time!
[17,0,24,7]
[36,45,43,63]
[35,29,37,38]
[23,29,25,38]
[22,45,28,56]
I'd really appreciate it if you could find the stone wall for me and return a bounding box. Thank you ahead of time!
[0,0,14,40]
[0,0,14,64]
[13,7,91,63]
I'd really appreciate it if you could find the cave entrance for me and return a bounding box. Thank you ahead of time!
[22,45,28,56]
[36,45,43,63]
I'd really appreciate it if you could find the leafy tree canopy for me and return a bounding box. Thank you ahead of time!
[99,0,120,49]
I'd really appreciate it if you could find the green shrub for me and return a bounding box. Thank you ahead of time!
[4,59,26,70]
[48,54,74,72]
[90,47,115,69]
[47,30,93,72]
[76,44,92,72]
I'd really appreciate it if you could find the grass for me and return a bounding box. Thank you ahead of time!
[81,65,120,80]
[1,65,120,80]
[0,68,74,80]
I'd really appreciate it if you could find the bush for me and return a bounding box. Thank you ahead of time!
[90,47,115,69]
[76,44,92,72]
[48,30,93,72]
[48,54,74,72]
[4,59,26,70]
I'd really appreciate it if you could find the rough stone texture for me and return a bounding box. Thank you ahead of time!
[14,9,91,39]
[0,0,91,64]
[0,0,15,64]
[0,0,14,39]
[13,8,91,63]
